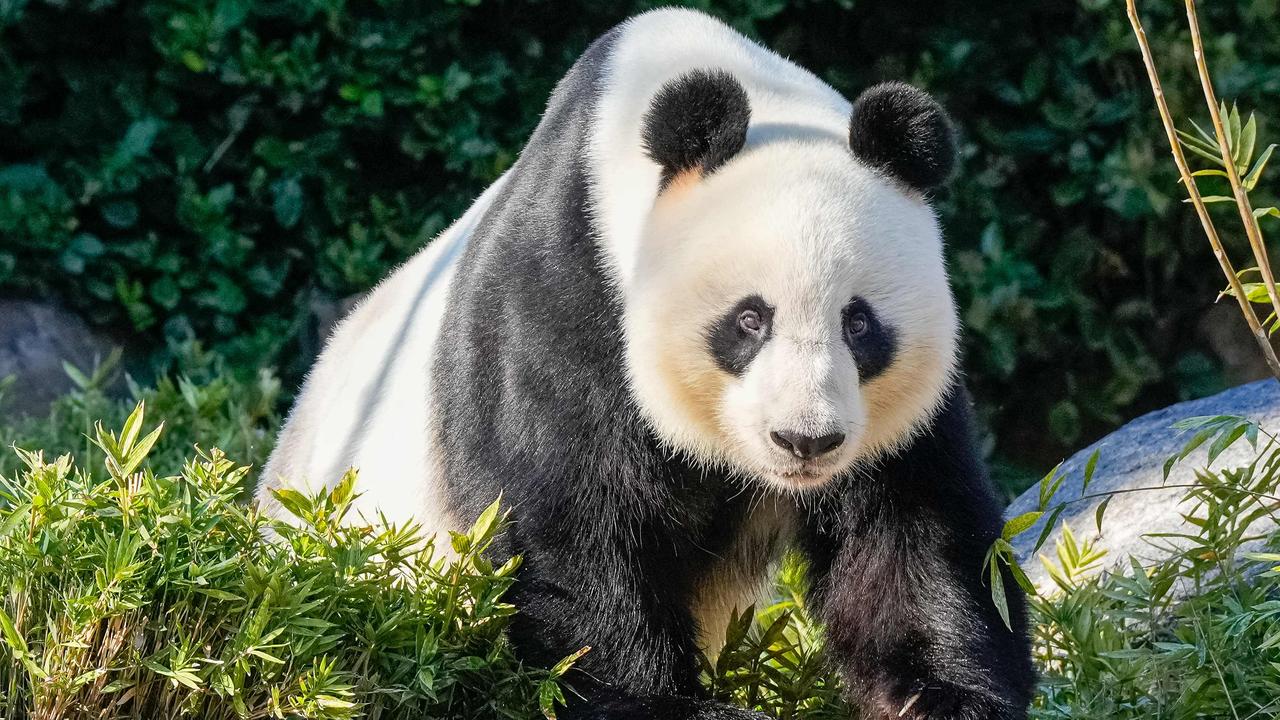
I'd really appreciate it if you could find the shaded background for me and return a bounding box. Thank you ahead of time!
[2,0,1278,492]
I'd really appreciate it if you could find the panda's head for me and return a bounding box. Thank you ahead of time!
[623,71,960,492]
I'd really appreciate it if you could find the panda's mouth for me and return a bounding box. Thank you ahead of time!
[772,460,842,487]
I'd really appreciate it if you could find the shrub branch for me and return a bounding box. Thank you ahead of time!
[1125,0,1280,380]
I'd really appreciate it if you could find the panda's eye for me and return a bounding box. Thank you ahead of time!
[738,309,764,335]
[709,295,774,376]
[846,312,870,339]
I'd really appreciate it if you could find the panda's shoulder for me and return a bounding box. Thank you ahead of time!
[605,8,837,102]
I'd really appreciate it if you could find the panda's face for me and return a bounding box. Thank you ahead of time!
[623,143,959,491]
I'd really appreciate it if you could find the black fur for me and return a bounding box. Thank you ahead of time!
[430,23,1032,720]
[799,387,1035,719]
[706,295,774,376]
[843,297,897,383]
[848,82,956,193]
[642,69,751,188]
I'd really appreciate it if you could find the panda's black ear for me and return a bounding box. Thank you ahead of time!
[848,82,956,194]
[642,69,751,189]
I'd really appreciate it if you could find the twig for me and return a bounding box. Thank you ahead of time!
[1184,0,1280,331]
[1065,484,1280,508]
[1125,0,1280,379]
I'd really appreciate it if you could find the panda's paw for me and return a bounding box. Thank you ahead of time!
[872,680,1020,720]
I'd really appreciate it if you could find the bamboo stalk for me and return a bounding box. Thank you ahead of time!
[1125,0,1280,379]
[1184,0,1280,330]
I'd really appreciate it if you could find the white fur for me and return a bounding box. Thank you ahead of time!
[261,11,959,619]
[624,144,958,491]
[588,8,851,291]
[258,172,510,536]
[593,9,958,492]
[260,9,960,653]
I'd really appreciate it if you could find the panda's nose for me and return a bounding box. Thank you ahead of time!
[769,430,845,460]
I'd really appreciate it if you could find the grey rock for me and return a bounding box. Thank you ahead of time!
[0,300,118,417]
[1005,379,1280,593]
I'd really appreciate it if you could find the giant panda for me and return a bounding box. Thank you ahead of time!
[258,8,1035,719]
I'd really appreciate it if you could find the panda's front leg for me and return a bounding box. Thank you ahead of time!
[503,535,769,720]
[799,386,1035,720]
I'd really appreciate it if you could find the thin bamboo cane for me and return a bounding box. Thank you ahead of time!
[1184,0,1280,332]
[1125,0,1280,379]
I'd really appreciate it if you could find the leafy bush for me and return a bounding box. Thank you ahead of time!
[0,343,280,480]
[4,0,1278,479]
[699,558,849,720]
[0,403,568,719]
[2,373,1280,718]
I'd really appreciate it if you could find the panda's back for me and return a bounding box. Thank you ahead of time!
[258,172,511,534]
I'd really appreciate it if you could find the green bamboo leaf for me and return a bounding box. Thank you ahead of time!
[1189,118,1218,148]
[246,647,286,664]
[1226,103,1240,156]
[0,606,47,680]
[1222,282,1270,303]
[122,424,164,476]
[1177,129,1227,167]
[1177,127,1219,153]
[1227,103,1241,164]
[62,361,92,390]
[988,557,1011,630]
[269,488,312,520]
[539,678,569,720]
[548,645,591,678]
[469,496,504,544]
[1095,496,1112,533]
[1244,144,1276,191]
[1184,143,1230,168]
[1082,449,1100,493]
[1003,511,1044,541]
[1238,112,1257,170]
[1206,423,1248,465]
[328,468,358,507]
[1034,504,1066,553]
[1008,557,1037,596]
[1038,463,1064,510]
[120,401,145,452]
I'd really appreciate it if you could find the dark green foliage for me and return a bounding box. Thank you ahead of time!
[0,343,281,480]
[1,0,1278,486]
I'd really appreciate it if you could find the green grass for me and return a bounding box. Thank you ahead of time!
[1,364,1278,719]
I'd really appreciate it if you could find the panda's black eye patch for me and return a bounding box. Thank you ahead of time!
[843,297,897,383]
[708,295,773,376]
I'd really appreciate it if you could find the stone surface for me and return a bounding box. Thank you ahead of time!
[0,299,118,416]
[1006,378,1280,593]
